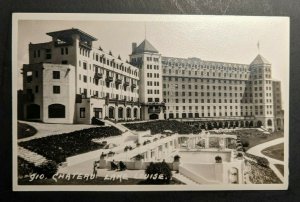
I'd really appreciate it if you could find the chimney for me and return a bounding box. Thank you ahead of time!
[132,42,137,53]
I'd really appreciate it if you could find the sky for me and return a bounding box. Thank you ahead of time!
[16,15,289,101]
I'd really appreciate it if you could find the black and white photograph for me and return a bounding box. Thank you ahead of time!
[12,13,289,191]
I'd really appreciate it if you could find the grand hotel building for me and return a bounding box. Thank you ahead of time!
[21,28,283,131]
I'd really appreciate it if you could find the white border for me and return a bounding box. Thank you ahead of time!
[12,13,289,191]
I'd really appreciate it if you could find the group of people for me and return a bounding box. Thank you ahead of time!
[111,160,127,171]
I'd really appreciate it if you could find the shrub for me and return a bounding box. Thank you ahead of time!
[18,157,36,178]
[236,153,243,158]
[242,140,249,147]
[145,161,172,183]
[174,155,180,162]
[215,156,222,163]
[19,126,122,163]
[257,157,269,168]
[36,160,58,178]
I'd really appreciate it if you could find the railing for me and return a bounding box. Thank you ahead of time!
[54,41,73,47]
[94,73,103,79]
[131,83,137,89]
[148,108,161,113]
[106,76,113,82]
[115,79,122,85]
[143,102,165,106]
[79,41,92,49]
[123,81,130,87]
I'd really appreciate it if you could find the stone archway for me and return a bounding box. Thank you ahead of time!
[249,121,254,128]
[257,120,263,128]
[48,104,65,118]
[213,122,218,129]
[126,107,131,119]
[108,106,115,119]
[118,107,124,119]
[240,121,244,128]
[267,119,272,126]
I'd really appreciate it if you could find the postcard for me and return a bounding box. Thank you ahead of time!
[12,13,289,191]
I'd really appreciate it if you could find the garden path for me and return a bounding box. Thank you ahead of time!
[247,137,284,182]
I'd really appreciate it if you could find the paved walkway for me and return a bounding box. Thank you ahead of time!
[247,137,284,182]
[18,121,100,142]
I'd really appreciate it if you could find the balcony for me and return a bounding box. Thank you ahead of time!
[54,41,73,47]
[143,102,165,106]
[115,78,122,85]
[94,73,103,79]
[148,108,161,113]
[131,83,137,89]
[123,81,130,87]
[106,76,113,82]
[79,41,92,50]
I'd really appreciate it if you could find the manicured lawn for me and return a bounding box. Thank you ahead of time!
[18,175,184,185]
[238,130,284,151]
[19,126,122,163]
[18,122,37,139]
[262,143,284,161]
[274,164,284,176]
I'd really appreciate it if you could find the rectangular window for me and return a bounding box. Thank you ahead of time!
[80,108,85,118]
[35,85,39,93]
[53,86,60,94]
[83,62,87,70]
[53,71,60,79]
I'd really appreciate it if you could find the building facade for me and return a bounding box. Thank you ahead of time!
[21,28,283,131]
[22,28,141,124]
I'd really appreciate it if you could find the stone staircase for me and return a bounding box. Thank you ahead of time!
[18,146,48,166]
[173,173,200,185]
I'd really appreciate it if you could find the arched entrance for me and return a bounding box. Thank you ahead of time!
[249,121,254,128]
[118,107,124,119]
[267,119,272,126]
[126,107,131,119]
[218,122,223,129]
[213,122,218,129]
[224,122,229,128]
[108,107,115,119]
[149,114,159,120]
[27,104,40,119]
[48,104,65,118]
[245,121,249,127]
[257,121,263,128]
[207,122,213,130]
[240,121,244,128]
[235,121,239,128]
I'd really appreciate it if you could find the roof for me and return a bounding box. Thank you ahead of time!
[133,39,158,54]
[251,54,270,65]
[47,28,97,41]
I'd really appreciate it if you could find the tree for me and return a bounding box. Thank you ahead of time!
[144,161,172,183]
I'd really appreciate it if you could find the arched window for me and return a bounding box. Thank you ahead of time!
[267,119,272,126]
[48,104,65,118]
[133,108,138,118]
